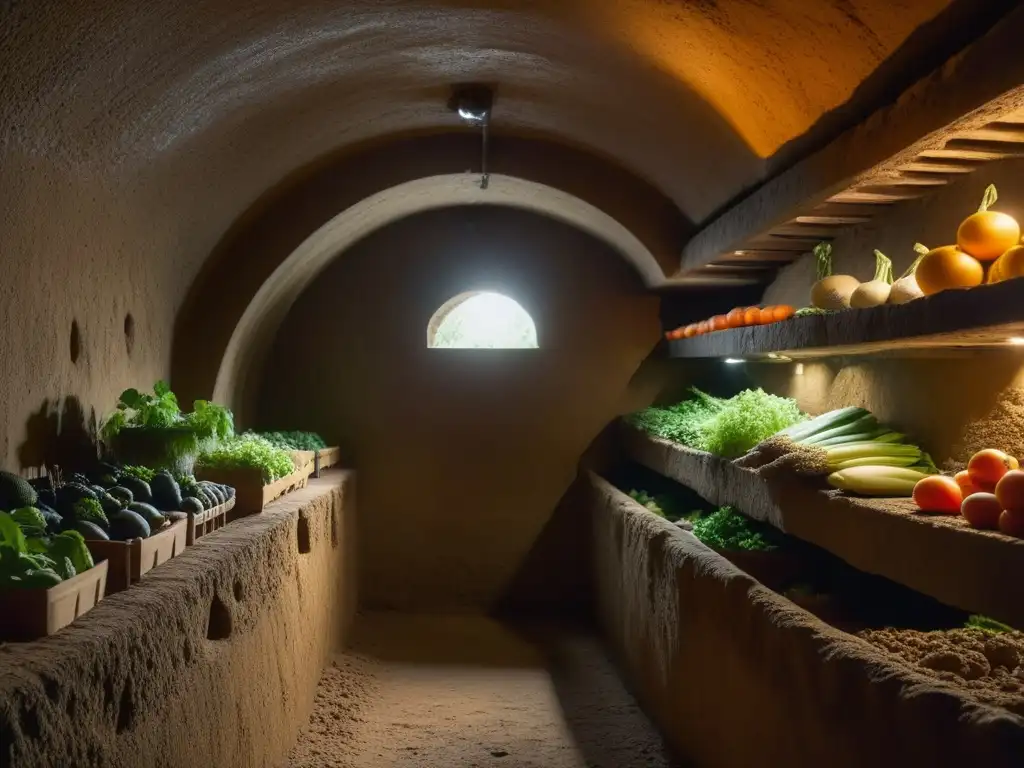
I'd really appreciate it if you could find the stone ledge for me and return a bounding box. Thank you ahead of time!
[0,471,356,768]
[588,473,1024,768]
[620,426,1024,629]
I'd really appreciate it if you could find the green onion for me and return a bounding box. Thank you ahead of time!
[802,414,879,446]
[778,407,866,443]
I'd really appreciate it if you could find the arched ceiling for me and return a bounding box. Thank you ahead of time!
[3,0,954,234]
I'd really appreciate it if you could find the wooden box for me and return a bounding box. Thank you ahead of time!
[85,518,188,593]
[0,560,109,641]
[196,464,312,520]
[187,498,235,545]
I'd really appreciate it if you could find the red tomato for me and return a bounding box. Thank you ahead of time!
[912,475,962,514]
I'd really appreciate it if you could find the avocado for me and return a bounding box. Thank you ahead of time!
[119,476,153,504]
[150,473,182,511]
[109,510,151,541]
[96,492,122,517]
[89,484,109,498]
[181,497,204,515]
[197,489,215,510]
[203,484,225,506]
[108,486,134,507]
[0,470,37,510]
[128,502,166,529]
[74,520,110,541]
[164,511,188,523]
[220,484,236,500]
[55,483,97,515]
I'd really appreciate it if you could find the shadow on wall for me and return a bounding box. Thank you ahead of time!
[252,205,662,611]
[18,396,99,476]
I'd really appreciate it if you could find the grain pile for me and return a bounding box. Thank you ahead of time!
[858,627,1024,716]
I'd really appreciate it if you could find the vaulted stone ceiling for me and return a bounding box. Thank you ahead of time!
[3,0,954,233]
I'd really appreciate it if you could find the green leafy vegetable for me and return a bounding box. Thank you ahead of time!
[72,498,109,528]
[121,465,156,483]
[627,387,805,458]
[101,381,235,450]
[628,490,665,518]
[10,507,47,537]
[254,431,328,451]
[188,400,235,444]
[691,506,777,552]
[964,615,1015,634]
[197,435,296,483]
[0,511,63,589]
[48,530,94,575]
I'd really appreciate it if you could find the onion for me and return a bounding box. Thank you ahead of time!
[850,250,893,308]
[888,245,926,304]
[810,243,859,310]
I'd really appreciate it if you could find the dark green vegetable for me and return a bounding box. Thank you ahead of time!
[108,486,134,506]
[10,507,47,537]
[109,510,151,541]
[128,503,166,529]
[690,506,777,552]
[74,520,110,541]
[150,472,183,511]
[71,498,109,529]
[181,498,204,515]
[0,471,38,509]
[0,512,62,589]
[121,465,156,484]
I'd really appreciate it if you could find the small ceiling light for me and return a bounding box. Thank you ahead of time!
[449,85,494,189]
[1009,337,1024,346]
[795,362,805,376]
[724,358,745,365]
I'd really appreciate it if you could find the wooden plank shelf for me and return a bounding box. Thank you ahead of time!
[620,425,1024,629]
[667,278,1024,359]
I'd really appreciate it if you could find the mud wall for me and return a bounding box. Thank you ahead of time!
[0,473,356,768]
[256,206,661,612]
[588,474,1023,768]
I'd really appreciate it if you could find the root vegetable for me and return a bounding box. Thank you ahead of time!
[914,243,983,296]
[810,243,859,310]
[912,475,962,514]
[888,247,926,304]
[958,185,1021,261]
[968,449,1019,488]
[961,493,1002,530]
[850,250,894,307]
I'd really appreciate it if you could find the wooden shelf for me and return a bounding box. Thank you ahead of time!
[667,278,1024,359]
[620,425,1024,628]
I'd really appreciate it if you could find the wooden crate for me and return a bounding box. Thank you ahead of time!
[0,560,109,641]
[187,498,235,545]
[85,518,188,593]
[195,463,312,519]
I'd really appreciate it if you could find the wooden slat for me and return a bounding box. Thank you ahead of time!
[920,148,1022,161]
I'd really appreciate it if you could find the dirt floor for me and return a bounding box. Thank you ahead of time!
[287,613,681,768]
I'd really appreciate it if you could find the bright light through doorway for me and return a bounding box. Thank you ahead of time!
[429,292,538,349]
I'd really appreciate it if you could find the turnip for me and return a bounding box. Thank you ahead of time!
[887,244,927,304]
[810,242,859,310]
[850,250,893,308]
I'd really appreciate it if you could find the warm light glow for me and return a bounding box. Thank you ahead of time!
[724,358,745,365]
[429,292,538,349]
[457,106,488,123]
[1009,337,1024,346]
[795,363,805,376]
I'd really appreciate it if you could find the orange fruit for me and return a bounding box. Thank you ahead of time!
[915,246,984,296]
[968,449,1019,488]
[958,211,1021,261]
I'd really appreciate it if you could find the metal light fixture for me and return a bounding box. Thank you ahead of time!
[450,85,494,189]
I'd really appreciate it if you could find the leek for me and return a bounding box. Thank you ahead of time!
[825,442,920,462]
[812,429,888,447]
[778,407,866,443]
[802,414,879,446]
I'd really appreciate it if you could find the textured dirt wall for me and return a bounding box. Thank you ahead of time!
[588,474,1024,768]
[256,206,661,612]
[0,473,356,768]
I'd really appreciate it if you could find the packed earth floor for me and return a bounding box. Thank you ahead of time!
[287,613,681,768]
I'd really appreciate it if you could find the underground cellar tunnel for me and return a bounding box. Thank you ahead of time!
[3,1,1024,766]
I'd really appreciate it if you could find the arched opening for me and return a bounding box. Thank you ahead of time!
[427,291,539,349]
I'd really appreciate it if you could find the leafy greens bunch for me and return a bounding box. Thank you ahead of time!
[690,506,777,552]
[197,434,296,483]
[100,381,234,447]
[627,387,805,458]
[254,431,327,451]
[0,511,94,589]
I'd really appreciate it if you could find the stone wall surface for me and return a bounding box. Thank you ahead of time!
[588,473,1024,768]
[0,473,355,768]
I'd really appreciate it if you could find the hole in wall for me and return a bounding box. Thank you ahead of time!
[233,579,244,602]
[207,594,233,640]
[297,516,311,554]
[123,313,135,356]
[18,705,41,740]
[330,507,339,550]
[115,679,134,733]
[69,320,81,364]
